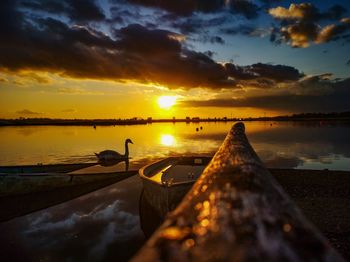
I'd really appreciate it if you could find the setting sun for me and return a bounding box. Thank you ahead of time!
[157,96,177,109]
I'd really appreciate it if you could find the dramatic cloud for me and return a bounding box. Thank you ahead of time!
[279,22,319,48]
[0,1,305,90]
[1,0,349,115]
[0,14,229,88]
[224,62,303,82]
[269,3,315,21]
[316,20,350,44]
[269,3,347,22]
[269,3,350,47]
[182,77,350,112]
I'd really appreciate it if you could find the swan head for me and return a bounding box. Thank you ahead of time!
[125,138,133,144]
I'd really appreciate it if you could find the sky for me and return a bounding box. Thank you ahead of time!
[0,0,349,119]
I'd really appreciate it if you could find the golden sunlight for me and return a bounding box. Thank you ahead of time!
[158,96,177,109]
[160,134,176,146]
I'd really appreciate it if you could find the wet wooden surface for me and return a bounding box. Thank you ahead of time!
[132,122,344,261]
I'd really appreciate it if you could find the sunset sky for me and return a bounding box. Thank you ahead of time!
[0,0,349,119]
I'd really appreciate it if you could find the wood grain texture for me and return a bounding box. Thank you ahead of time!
[132,122,344,261]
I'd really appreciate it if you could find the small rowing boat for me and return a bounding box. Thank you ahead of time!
[0,161,133,197]
[139,156,212,218]
[0,162,95,174]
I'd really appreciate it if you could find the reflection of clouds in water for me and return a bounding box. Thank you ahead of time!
[250,125,350,158]
[184,126,350,168]
[0,176,143,261]
[26,200,137,233]
[90,201,140,258]
[255,142,337,168]
[24,200,140,256]
[26,213,79,234]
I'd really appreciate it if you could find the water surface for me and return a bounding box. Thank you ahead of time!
[1,121,350,261]
[1,121,349,170]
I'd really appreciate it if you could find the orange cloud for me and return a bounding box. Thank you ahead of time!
[269,3,311,20]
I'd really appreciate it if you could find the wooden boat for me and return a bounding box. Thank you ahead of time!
[0,161,134,197]
[0,170,137,222]
[139,156,212,218]
[133,122,344,262]
[0,162,95,174]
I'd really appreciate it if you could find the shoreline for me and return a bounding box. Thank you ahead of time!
[1,117,350,126]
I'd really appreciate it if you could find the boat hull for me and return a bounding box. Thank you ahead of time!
[0,171,137,222]
[0,163,96,174]
[0,161,136,197]
[141,179,194,218]
[139,156,211,218]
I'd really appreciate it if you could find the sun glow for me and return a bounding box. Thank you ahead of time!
[158,96,177,109]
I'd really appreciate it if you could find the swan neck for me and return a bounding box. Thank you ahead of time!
[124,141,129,157]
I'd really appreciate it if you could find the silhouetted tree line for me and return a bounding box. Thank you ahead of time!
[0,111,349,126]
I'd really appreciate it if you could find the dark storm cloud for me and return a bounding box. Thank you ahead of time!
[0,4,233,89]
[114,24,182,54]
[183,78,350,112]
[247,63,302,81]
[269,3,350,47]
[1,0,344,100]
[21,0,105,21]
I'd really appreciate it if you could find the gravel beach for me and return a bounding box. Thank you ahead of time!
[271,169,350,260]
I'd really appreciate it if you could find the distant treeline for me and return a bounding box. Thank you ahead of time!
[0,111,350,126]
[246,111,350,121]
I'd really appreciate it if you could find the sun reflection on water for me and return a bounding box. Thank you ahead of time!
[160,134,176,146]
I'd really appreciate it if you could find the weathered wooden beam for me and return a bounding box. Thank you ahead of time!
[132,122,344,261]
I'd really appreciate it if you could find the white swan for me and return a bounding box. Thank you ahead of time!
[95,138,133,161]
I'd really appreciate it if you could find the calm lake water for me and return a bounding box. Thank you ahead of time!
[0,121,350,261]
[1,121,350,170]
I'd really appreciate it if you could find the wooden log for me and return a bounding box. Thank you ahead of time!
[132,122,344,261]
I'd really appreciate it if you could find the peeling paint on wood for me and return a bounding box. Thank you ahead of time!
[132,122,344,261]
